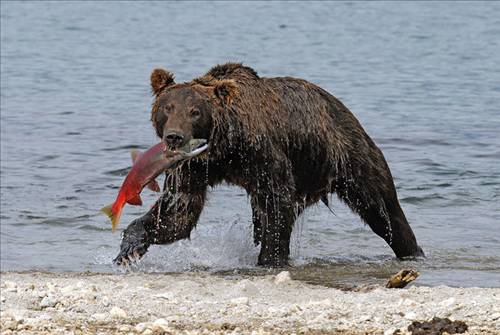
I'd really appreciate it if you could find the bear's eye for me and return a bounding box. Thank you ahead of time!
[164,103,173,113]
[190,108,201,118]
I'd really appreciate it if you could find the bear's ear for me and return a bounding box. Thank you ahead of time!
[151,68,175,95]
[213,80,237,105]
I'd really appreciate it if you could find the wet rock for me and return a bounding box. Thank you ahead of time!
[110,306,127,318]
[274,271,291,284]
[408,317,468,335]
[386,269,419,289]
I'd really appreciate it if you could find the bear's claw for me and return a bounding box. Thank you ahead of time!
[113,242,148,265]
[113,218,150,266]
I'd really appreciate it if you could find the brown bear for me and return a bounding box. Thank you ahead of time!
[114,63,424,266]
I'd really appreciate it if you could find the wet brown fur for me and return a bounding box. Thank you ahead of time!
[115,63,423,266]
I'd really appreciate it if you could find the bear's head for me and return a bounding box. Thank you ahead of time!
[150,68,236,151]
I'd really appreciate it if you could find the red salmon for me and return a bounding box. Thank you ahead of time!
[101,139,207,231]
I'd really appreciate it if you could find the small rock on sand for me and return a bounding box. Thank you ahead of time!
[135,322,148,333]
[91,312,108,322]
[3,281,17,292]
[39,296,57,309]
[110,306,127,318]
[230,297,249,306]
[152,318,169,331]
[274,271,291,284]
[101,295,110,307]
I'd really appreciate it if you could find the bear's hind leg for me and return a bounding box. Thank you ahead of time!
[251,190,297,267]
[335,154,424,259]
[358,197,424,258]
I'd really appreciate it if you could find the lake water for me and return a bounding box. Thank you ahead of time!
[1,2,499,288]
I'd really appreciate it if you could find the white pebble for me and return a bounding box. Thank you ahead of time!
[3,281,17,293]
[3,319,19,331]
[440,297,456,307]
[135,322,148,333]
[152,318,169,331]
[491,312,500,320]
[117,325,131,332]
[155,291,175,300]
[91,313,108,322]
[101,295,110,307]
[40,296,57,308]
[404,311,417,320]
[274,271,291,284]
[230,297,249,306]
[110,306,127,318]
[384,328,397,335]
[46,282,56,292]
[308,298,332,306]
[2,309,24,322]
[60,285,74,294]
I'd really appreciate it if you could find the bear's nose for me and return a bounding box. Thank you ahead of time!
[164,131,185,148]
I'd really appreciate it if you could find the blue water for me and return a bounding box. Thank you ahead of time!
[1,2,499,287]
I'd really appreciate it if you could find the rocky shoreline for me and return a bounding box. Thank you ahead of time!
[1,271,499,334]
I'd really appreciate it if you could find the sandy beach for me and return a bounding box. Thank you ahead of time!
[1,272,499,335]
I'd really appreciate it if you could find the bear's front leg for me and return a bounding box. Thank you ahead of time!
[114,181,207,265]
[252,190,297,267]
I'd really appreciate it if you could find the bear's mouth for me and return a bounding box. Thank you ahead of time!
[172,138,208,157]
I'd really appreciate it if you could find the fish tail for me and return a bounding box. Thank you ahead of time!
[100,203,122,232]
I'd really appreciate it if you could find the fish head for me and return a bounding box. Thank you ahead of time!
[174,139,208,157]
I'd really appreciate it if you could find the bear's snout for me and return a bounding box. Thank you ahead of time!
[164,131,185,149]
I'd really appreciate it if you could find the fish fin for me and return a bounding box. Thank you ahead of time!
[100,203,122,232]
[130,149,142,163]
[147,180,161,192]
[127,195,143,206]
